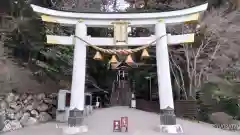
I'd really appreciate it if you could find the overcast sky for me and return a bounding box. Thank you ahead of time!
[118,0,129,10]
[109,0,129,11]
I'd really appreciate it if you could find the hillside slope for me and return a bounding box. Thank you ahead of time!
[0,41,59,94]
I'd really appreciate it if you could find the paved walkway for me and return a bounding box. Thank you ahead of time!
[2,107,240,135]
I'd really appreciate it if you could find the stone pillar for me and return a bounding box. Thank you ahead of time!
[155,22,183,133]
[64,22,88,134]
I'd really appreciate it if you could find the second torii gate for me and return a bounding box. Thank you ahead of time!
[31,3,208,134]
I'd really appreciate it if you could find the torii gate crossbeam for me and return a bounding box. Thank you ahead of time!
[30,3,208,134]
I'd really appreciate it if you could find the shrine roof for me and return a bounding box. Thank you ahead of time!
[113,61,138,69]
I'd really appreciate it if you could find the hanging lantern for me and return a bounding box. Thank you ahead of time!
[110,55,118,64]
[125,55,134,64]
[141,49,150,59]
[93,51,103,60]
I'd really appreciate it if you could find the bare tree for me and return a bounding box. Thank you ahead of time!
[169,5,240,99]
[49,0,113,12]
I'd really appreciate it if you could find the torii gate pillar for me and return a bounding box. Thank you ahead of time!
[67,22,87,130]
[155,22,181,133]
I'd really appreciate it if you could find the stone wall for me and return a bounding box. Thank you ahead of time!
[0,92,57,132]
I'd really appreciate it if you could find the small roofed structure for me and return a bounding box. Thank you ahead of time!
[110,61,138,70]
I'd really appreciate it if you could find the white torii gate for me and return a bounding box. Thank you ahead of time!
[31,3,208,134]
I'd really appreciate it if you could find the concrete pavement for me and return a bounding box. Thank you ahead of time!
[2,106,239,135]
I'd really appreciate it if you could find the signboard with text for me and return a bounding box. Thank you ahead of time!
[113,117,128,132]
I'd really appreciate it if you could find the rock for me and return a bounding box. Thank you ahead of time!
[0,110,6,121]
[16,100,24,105]
[48,93,57,99]
[26,94,33,100]
[0,95,5,100]
[20,93,28,101]
[43,98,54,104]
[15,111,23,120]
[209,112,238,124]
[36,93,46,100]
[9,102,22,111]
[25,101,39,111]
[23,117,38,126]
[23,99,30,104]
[6,113,15,120]
[20,112,30,125]
[0,92,59,131]
[10,120,22,130]
[37,103,49,112]
[38,112,52,122]
[32,100,41,108]
[15,105,22,112]
[2,120,22,132]
[31,110,39,117]
[0,100,9,110]
[2,120,11,132]
[5,93,16,103]
[9,102,17,109]
[14,95,20,101]
[25,104,34,111]
[0,110,5,116]
[6,108,15,114]
[0,113,4,131]
[6,109,15,119]
[43,97,57,106]
[23,94,33,104]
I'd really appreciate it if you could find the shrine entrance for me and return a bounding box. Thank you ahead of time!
[110,62,132,106]
[30,3,208,134]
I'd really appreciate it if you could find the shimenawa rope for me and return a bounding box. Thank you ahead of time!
[74,34,166,55]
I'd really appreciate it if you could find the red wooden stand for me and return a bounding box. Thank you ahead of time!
[113,120,121,132]
[113,117,129,132]
[121,117,128,132]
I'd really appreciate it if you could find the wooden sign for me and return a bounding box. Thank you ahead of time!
[121,117,128,132]
[112,21,129,45]
[113,120,121,132]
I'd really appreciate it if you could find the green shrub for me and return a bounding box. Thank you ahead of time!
[218,97,240,119]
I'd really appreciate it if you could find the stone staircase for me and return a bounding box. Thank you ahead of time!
[110,80,131,106]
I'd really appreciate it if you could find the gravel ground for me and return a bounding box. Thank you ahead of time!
[2,106,240,135]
